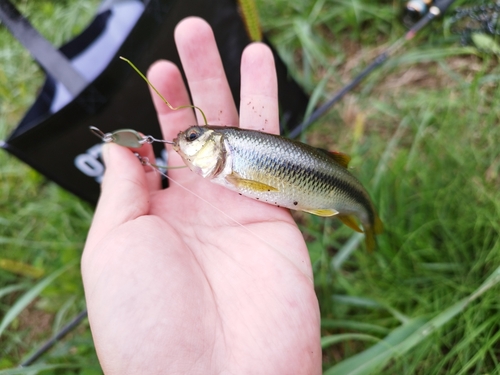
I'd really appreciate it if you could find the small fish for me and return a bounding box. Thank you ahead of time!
[173,125,383,250]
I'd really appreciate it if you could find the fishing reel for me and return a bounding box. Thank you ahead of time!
[402,0,435,28]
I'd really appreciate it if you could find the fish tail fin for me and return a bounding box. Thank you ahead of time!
[374,214,384,235]
[364,214,384,252]
[364,228,377,252]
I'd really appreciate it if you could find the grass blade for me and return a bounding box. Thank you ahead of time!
[0,284,27,300]
[325,264,500,374]
[0,261,76,338]
[324,317,428,375]
[321,333,380,349]
[331,233,363,270]
[0,364,78,375]
[321,319,389,335]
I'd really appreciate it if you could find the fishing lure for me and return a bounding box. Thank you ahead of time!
[90,124,383,250]
[89,126,173,148]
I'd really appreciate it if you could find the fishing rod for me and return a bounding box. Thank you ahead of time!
[19,309,88,367]
[289,0,457,139]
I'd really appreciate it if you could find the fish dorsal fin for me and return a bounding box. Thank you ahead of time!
[226,173,279,192]
[337,214,363,233]
[317,148,351,168]
[329,151,351,168]
[302,208,339,217]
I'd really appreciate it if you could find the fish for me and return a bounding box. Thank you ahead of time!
[173,125,383,250]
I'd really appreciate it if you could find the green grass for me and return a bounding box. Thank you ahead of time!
[1,0,500,374]
[0,1,100,373]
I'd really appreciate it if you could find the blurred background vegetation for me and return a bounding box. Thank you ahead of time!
[1,0,499,374]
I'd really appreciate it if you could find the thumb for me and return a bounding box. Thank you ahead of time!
[85,143,151,251]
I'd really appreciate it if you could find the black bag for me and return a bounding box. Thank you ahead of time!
[1,0,308,204]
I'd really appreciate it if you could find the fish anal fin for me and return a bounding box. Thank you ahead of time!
[303,208,339,217]
[338,215,363,233]
[225,173,278,192]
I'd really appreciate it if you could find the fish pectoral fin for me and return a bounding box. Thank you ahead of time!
[338,214,363,233]
[225,173,279,192]
[302,208,339,217]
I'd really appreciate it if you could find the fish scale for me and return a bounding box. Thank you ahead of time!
[222,128,362,210]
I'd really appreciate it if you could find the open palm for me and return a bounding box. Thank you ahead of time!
[82,17,321,374]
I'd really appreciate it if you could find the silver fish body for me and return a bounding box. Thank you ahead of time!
[173,125,383,249]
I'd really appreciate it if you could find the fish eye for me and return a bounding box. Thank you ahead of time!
[185,127,202,142]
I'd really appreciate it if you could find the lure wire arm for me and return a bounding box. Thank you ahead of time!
[141,135,174,145]
[89,126,114,143]
[119,56,209,126]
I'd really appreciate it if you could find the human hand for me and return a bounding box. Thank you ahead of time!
[82,17,321,375]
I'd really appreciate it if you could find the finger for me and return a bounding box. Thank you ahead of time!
[147,60,196,177]
[128,142,161,191]
[240,43,279,134]
[84,143,151,252]
[174,17,238,126]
